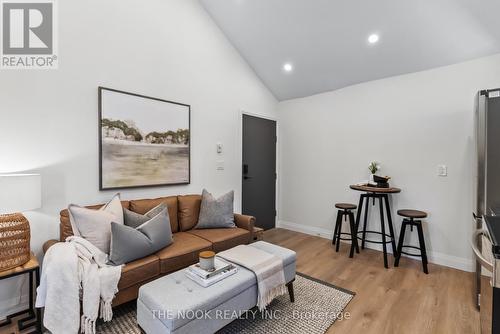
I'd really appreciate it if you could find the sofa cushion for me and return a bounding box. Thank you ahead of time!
[119,254,160,290]
[178,194,201,231]
[187,228,250,252]
[156,232,212,273]
[130,196,179,233]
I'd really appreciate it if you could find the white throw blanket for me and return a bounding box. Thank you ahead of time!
[218,245,287,310]
[36,236,122,334]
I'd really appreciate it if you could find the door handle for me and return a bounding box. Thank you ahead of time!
[243,176,253,180]
[470,229,493,272]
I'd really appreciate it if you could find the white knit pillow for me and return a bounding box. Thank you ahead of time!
[68,193,124,254]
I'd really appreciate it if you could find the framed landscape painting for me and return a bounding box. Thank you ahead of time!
[98,87,190,190]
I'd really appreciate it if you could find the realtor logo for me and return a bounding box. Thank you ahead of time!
[1,0,57,69]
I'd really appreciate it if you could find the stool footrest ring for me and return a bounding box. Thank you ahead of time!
[400,245,422,257]
[356,230,394,245]
[337,232,356,242]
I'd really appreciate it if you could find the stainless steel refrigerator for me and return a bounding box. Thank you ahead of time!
[472,88,500,333]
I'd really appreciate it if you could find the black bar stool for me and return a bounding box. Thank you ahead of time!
[332,203,360,258]
[394,209,429,274]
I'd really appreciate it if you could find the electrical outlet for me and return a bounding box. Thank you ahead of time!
[438,165,447,177]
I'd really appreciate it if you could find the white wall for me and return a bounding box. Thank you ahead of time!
[277,54,500,272]
[0,0,277,317]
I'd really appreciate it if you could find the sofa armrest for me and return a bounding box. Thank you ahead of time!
[234,213,255,234]
[43,239,60,254]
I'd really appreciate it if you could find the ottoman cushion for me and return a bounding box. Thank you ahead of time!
[138,241,296,333]
[139,265,257,331]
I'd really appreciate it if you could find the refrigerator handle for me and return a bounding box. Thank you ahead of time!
[471,229,493,272]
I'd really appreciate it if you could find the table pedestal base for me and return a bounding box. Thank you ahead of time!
[355,193,398,268]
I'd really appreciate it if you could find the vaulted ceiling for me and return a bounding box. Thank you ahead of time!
[200,0,500,100]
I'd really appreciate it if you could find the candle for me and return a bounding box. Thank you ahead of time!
[199,251,216,271]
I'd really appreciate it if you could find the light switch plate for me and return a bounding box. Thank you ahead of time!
[437,165,447,176]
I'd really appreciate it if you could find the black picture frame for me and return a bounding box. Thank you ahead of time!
[98,86,191,190]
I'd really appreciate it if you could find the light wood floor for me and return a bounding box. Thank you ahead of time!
[265,228,480,334]
[1,228,480,334]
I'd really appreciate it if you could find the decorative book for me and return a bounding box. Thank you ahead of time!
[185,265,238,287]
[189,257,234,279]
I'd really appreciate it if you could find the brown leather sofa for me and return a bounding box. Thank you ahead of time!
[43,194,255,307]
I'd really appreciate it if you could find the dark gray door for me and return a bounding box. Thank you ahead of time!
[242,114,277,230]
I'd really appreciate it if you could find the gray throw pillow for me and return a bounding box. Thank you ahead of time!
[123,203,166,229]
[109,208,173,265]
[195,189,235,229]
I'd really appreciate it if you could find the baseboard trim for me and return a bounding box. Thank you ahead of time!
[276,220,474,272]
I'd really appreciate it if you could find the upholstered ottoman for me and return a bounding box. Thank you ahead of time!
[137,241,296,334]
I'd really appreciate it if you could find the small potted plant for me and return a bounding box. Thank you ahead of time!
[368,161,380,183]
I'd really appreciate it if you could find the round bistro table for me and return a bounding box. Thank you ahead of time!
[350,184,402,269]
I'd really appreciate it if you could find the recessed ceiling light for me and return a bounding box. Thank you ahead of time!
[283,63,293,72]
[368,34,379,44]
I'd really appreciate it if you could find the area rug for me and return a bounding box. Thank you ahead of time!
[96,273,355,334]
